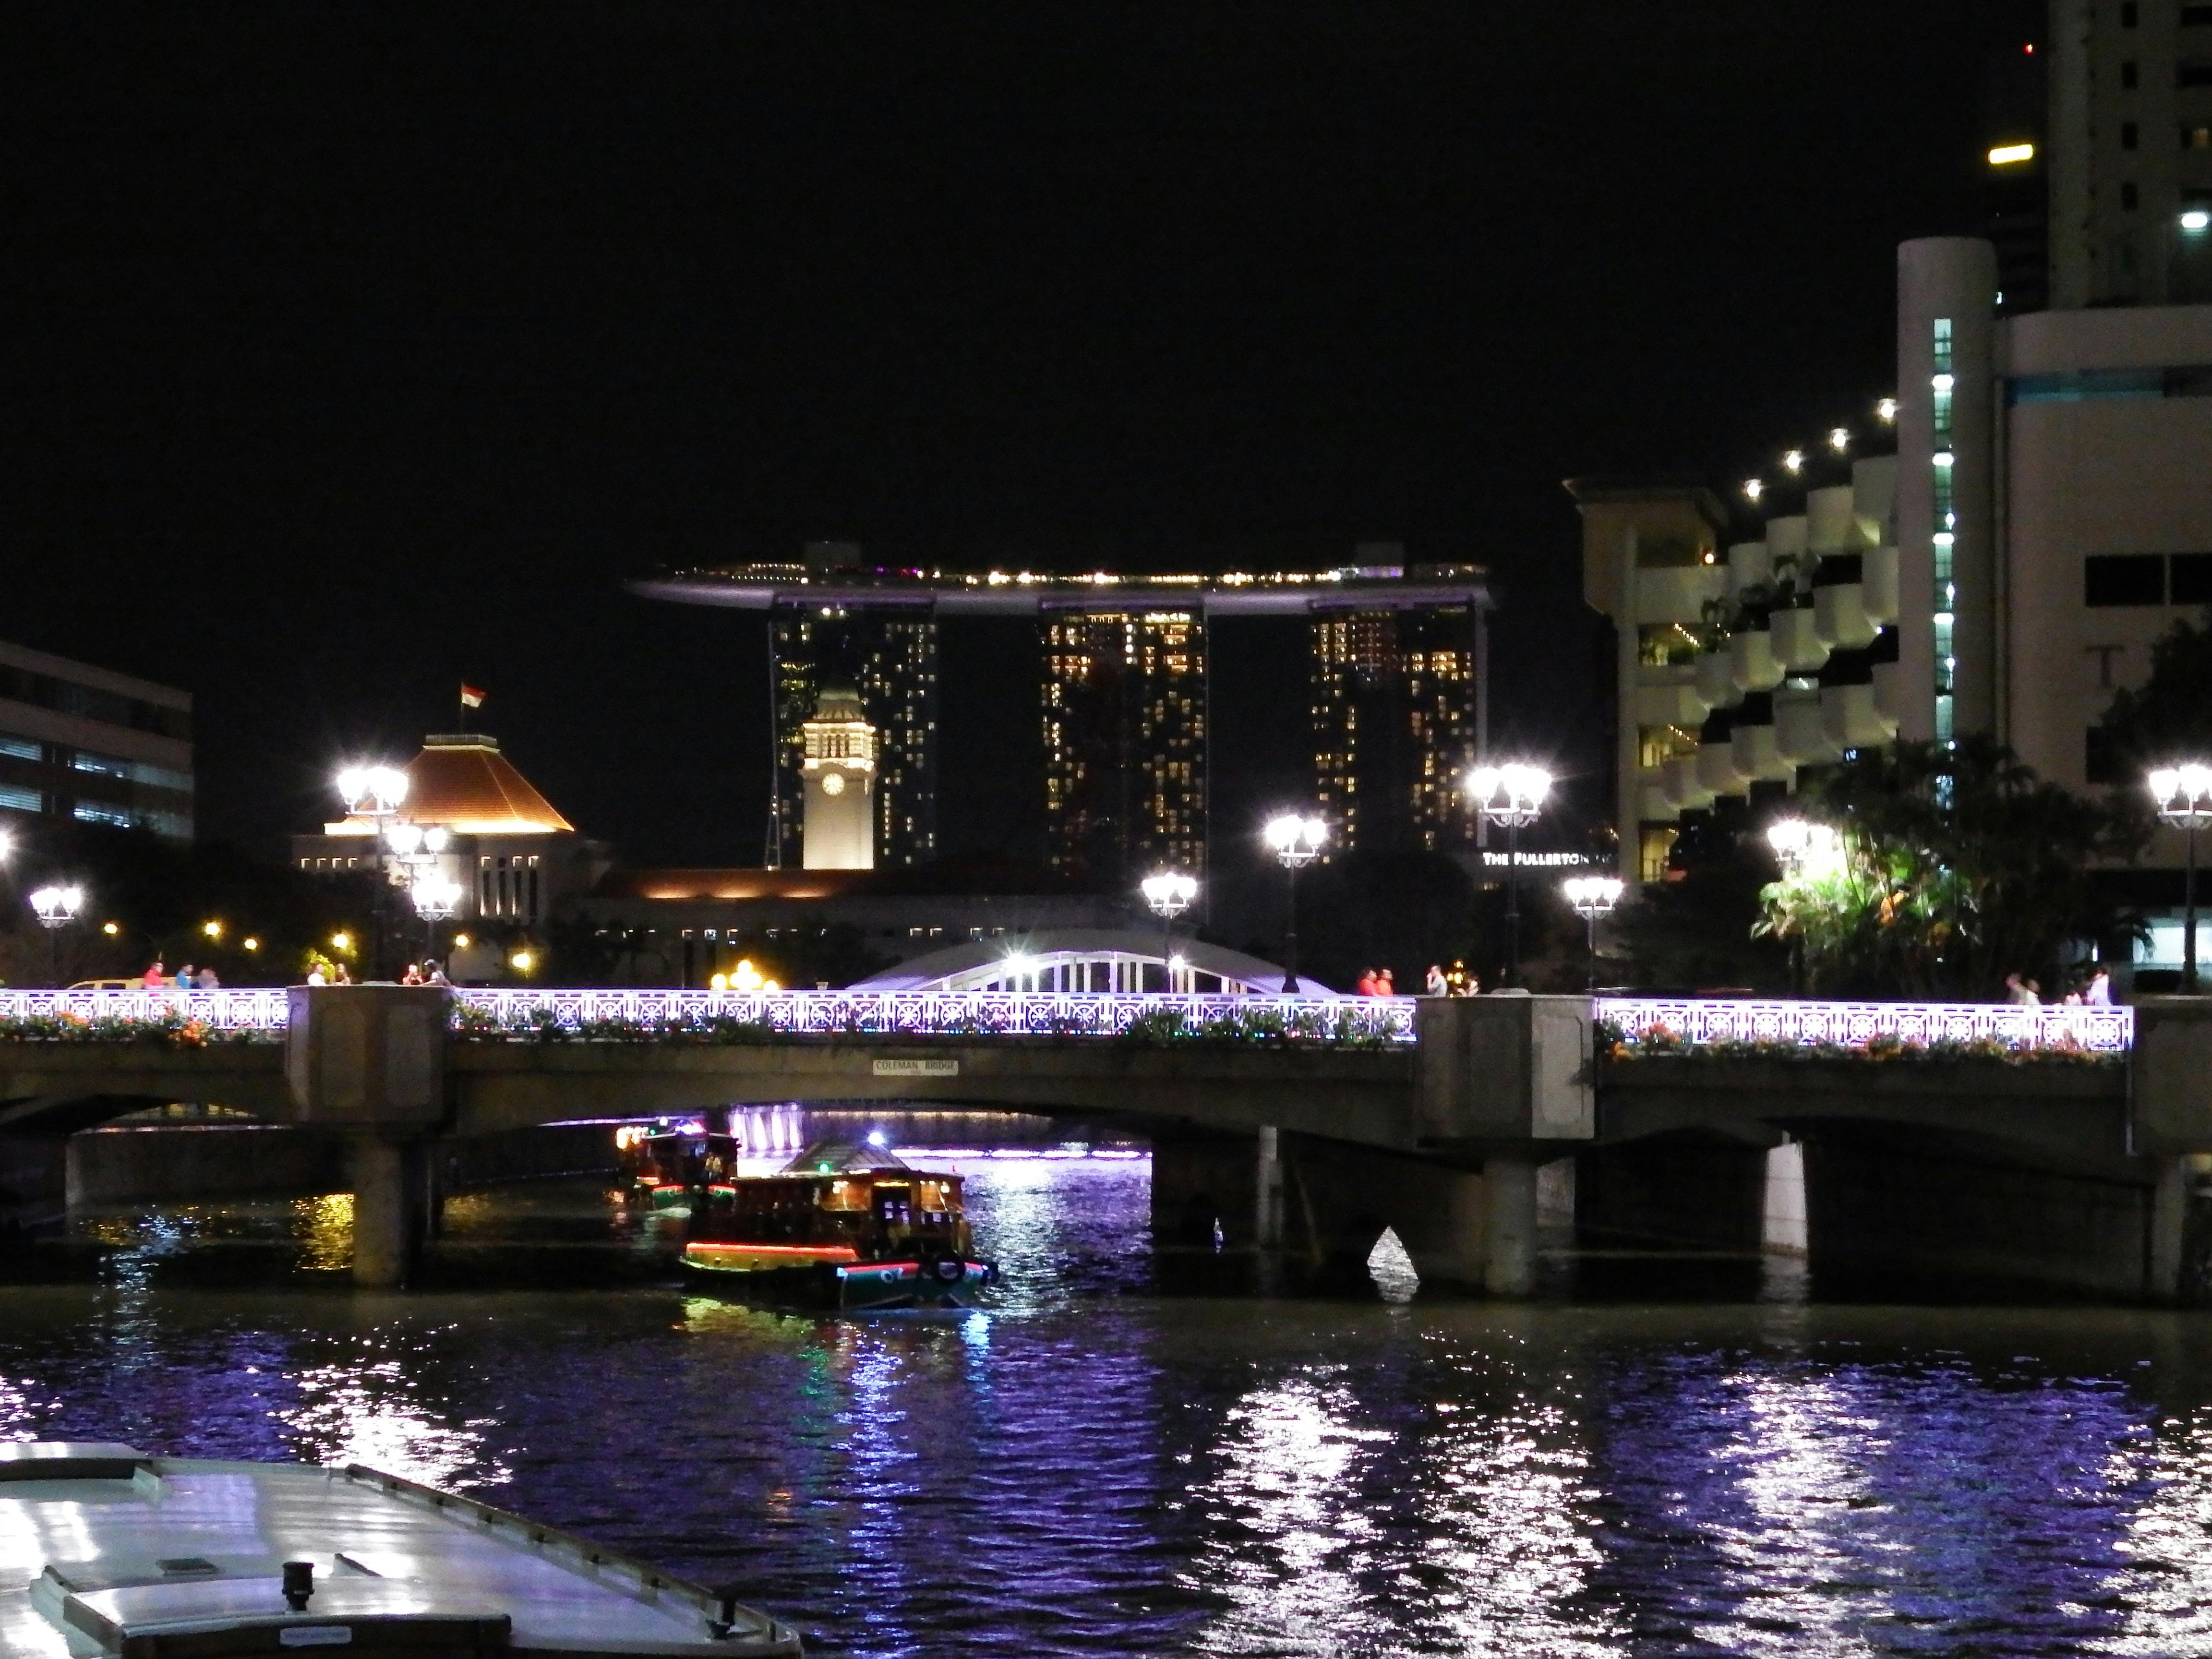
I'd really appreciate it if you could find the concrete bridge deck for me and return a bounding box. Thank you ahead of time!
[0,986,2197,1305]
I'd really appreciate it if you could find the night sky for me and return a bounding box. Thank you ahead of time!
[4,1,2037,878]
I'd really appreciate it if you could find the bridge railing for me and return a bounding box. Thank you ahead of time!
[1595,998,2135,1054]
[449,988,1421,1044]
[0,987,1419,1044]
[0,988,291,1031]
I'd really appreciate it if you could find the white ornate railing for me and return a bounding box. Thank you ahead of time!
[450,988,1420,1043]
[1595,998,2134,1053]
[0,989,2138,1053]
[0,987,1417,1044]
[0,988,291,1030]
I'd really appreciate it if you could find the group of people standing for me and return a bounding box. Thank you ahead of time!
[141,961,218,990]
[2005,967,2112,1006]
[1348,962,1485,996]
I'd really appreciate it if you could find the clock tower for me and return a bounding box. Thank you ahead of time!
[800,687,876,870]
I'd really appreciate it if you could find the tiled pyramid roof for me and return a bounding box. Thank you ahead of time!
[332,734,574,835]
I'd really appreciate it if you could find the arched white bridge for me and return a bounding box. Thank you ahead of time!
[852,927,1323,996]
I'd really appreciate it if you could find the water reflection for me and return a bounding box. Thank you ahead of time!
[279,1336,501,1491]
[16,1164,2212,1653]
[1186,1373,1393,1653]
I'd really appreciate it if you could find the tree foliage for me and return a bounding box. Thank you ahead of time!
[1756,737,2140,997]
[2100,613,2212,841]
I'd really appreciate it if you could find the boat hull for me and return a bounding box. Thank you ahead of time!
[683,1249,997,1310]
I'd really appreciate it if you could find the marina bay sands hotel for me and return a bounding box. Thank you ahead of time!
[634,546,1493,884]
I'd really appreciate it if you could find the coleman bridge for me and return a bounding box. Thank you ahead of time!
[0,984,2199,1305]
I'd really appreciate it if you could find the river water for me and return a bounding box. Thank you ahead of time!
[11,1152,2212,1655]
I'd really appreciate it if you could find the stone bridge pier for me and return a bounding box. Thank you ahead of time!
[286,986,448,1287]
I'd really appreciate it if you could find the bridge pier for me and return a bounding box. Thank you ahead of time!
[1481,1155,1538,1296]
[1254,1126,1284,1249]
[285,985,452,1289]
[348,1136,436,1289]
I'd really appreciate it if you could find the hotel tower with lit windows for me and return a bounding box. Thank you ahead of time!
[1569,0,2212,973]
[636,554,1493,886]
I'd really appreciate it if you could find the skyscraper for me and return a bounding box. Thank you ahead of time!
[1041,609,1206,884]
[1311,600,1483,855]
[2049,0,2212,308]
[770,608,936,869]
[635,556,1491,885]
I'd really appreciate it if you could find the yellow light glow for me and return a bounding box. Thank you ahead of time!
[762,979,781,992]
[1988,142,2035,166]
[102,921,120,936]
[202,920,222,939]
[331,932,353,952]
[243,937,259,951]
[1876,397,1898,422]
[710,972,729,991]
[733,959,765,991]
[511,950,534,973]
[452,933,471,949]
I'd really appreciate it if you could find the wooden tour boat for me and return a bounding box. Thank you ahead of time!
[682,1142,998,1311]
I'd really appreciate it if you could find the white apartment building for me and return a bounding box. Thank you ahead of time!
[1574,238,2212,975]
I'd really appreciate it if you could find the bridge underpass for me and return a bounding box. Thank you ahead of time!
[0,985,2195,1303]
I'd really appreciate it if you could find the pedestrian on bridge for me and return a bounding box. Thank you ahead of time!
[142,961,166,988]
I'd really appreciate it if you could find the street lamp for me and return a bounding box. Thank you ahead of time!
[1766,817,1841,994]
[1563,876,1624,992]
[28,884,83,987]
[1140,870,1198,991]
[1466,763,1551,987]
[2152,764,2212,992]
[336,764,409,976]
[409,874,463,971]
[1262,815,1327,994]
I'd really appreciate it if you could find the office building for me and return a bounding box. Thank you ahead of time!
[799,687,876,871]
[0,640,193,842]
[636,555,1493,886]
[1042,609,1205,884]
[1311,584,1484,855]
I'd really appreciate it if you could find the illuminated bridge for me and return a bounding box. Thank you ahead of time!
[0,986,2197,1308]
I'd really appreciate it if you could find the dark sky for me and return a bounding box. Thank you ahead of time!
[3,1,2038,875]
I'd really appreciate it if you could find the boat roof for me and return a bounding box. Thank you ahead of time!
[779,1142,910,1176]
[0,1443,798,1656]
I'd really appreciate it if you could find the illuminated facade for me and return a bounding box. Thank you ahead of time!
[637,555,1492,888]
[771,609,936,869]
[799,687,876,871]
[1042,610,1206,884]
[1311,605,1482,854]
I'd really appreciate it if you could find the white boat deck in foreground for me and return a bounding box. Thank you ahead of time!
[0,1442,801,1656]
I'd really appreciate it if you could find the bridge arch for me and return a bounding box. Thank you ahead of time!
[854,927,1325,995]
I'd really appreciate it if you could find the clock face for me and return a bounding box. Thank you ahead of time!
[820,772,845,796]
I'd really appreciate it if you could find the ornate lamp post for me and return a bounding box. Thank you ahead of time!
[28,884,84,987]
[1139,870,1198,991]
[1262,815,1327,994]
[2152,764,2212,992]
[384,823,453,967]
[1765,817,1841,996]
[1466,763,1551,987]
[1563,875,1624,992]
[336,765,409,978]
[409,874,463,972]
